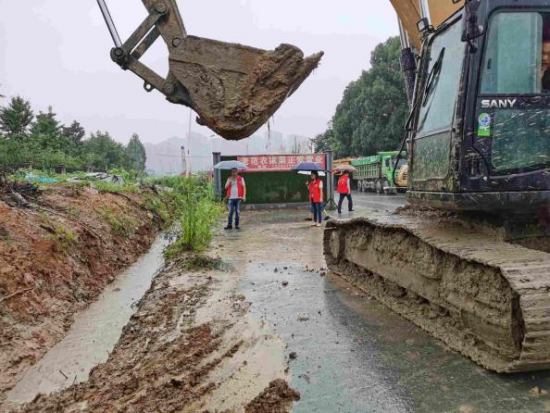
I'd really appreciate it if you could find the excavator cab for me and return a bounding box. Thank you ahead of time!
[406,0,550,214]
[97,0,322,140]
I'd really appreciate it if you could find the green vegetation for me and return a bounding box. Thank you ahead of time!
[99,208,138,238]
[313,37,409,158]
[162,178,223,258]
[51,225,77,252]
[0,97,147,174]
[38,212,77,251]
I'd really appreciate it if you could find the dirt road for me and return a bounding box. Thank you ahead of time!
[7,203,550,412]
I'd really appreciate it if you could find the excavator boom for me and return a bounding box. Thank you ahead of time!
[97,0,323,140]
[390,0,464,49]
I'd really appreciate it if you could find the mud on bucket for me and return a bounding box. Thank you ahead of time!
[169,36,323,140]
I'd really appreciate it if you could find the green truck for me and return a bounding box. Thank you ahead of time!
[351,151,408,194]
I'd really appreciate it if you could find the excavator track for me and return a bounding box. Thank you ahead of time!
[324,214,550,372]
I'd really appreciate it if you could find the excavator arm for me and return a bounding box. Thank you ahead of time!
[97,0,323,140]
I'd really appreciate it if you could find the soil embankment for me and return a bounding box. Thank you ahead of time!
[0,183,164,402]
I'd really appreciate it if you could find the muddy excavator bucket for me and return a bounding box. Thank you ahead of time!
[169,37,323,140]
[97,0,322,140]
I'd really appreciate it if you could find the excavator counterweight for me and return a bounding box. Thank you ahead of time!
[97,0,322,140]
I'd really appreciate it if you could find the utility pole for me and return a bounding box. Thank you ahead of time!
[325,149,336,210]
[213,152,222,198]
[187,108,192,177]
[181,146,186,176]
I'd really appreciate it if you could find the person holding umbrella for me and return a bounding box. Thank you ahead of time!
[337,170,354,214]
[309,171,324,227]
[224,168,246,230]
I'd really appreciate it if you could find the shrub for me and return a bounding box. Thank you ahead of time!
[164,178,222,257]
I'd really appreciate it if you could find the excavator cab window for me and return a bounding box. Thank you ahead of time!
[481,12,544,94]
[412,19,464,181]
[478,11,550,173]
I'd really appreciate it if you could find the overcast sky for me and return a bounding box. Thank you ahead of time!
[0,0,399,145]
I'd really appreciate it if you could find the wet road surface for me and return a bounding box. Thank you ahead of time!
[329,192,405,218]
[230,209,550,413]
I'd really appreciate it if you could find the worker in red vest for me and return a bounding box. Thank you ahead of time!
[337,170,353,214]
[309,171,324,227]
[224,168,246,230]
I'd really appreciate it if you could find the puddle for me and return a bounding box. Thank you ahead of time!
[7,235,169,404]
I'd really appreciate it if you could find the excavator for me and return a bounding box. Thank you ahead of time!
[96,0,550,372]
[325,0,550,373]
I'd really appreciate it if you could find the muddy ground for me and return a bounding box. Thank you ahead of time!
[0,184,163,402]
[9,212,309,413]
[6,199,550,412]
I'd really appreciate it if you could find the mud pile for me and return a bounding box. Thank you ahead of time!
[245,379,301,413]
[0,184,162,401]
[170,38,323,140]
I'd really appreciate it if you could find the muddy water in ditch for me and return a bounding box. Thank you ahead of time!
[7,235,169,405]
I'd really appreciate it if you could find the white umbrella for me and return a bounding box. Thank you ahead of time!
[214,160,248,170]
[298,170,326,177]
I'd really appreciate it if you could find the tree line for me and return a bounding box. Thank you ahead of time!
[313,37,409,159]
[0,96,147,173]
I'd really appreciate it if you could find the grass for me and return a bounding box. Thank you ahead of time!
[38,211,77,251]
[52,225,77,251]
[8,168,141,193]
[93,181,140,194]
[99,208,138,238]
[162,178,223,258]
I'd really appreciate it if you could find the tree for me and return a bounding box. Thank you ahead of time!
[31,106,62,137]
[83,131,130,171]
[30,106,68,151]
[0,96,34,139]
[312,128,334,153]
[125,133,147,172]
[62,120,86,154]
[325,37,409,158]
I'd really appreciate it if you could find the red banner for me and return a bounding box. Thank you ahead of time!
[237,154,326,172]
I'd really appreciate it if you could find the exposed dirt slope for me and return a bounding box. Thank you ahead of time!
[0,184,162,401]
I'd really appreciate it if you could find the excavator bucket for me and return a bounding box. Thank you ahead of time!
[169,37,323,140]
[97,0,322,141]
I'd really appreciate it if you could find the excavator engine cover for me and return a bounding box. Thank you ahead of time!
[170,36,323,140]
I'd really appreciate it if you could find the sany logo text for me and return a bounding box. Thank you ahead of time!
[481,99,517,109]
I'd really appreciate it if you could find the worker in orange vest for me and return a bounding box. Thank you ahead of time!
[337,170,353,214]
[224,168,246,230]
[309,171,324,227]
